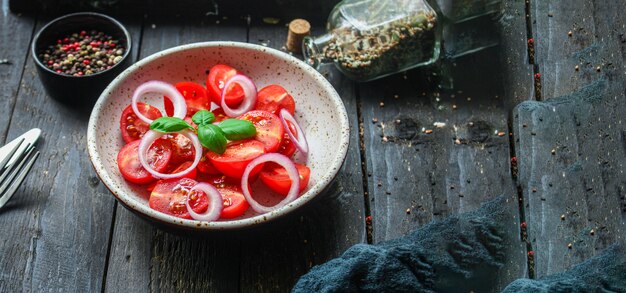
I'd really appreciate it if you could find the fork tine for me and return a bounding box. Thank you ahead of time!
[0,149,39,209]
[0,142,32,187]
[0,138,25,173]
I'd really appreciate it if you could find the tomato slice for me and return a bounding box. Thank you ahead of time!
[149,178,209,219]
[219,188,249,219]
[238,110,285,153]
[255,85,296,115]
[259,163,310,196]
[278,120,297,157]
[120,103,162,143]
[206,64,245,107]
[207,139,265,179]
[198,175,249,219]
[197,149,221,175]
[117,139,172,184]
[164,82,210,116]
[167,133,196,164]
[169,161,197,180]
[211,108,229,123]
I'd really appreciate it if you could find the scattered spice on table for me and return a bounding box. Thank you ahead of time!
[575,65,580,71]
[561,214,566,220]
[38,30,125,76]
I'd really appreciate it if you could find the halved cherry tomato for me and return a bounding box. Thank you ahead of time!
[278,120,297,157]
[203,174,241,189]
[255,85,296,115]
[149,178,208,219]
[169,161,197,180]
[146,181,158,192]
[206,64,244,107]
[211,108,229,123]
[199,175,249,219]
[259,163,310,196]
[207,139,265,178]
[167,133,195,164]
[164,82,210,116]
[219,188,249,219]
[120,103,162,143]
[117,139,172,184]
[238,110,285,153]
[197,149,221,175]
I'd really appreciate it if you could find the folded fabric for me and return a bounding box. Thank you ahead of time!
[502,243,625,292]
[292,196,521,292]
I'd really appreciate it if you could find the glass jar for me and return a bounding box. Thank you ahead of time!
[303,0,441,82]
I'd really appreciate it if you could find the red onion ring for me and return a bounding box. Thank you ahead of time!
[185,182,223,222]
[241,153,300,213]
[138,129,202,179]
[220,74,257,117]
[279,109,309,155]
[132,80,187,123]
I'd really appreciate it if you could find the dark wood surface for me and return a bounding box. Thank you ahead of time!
[518,0,626,278]
[0,0,624,291]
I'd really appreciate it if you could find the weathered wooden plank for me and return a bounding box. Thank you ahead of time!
[0,8,36,144]
[516,0,626,278]
[104,16,247,293]
[531,0,624,100]
[497,0,535,110]
[9,0,340,23]
[359,4,529,290]
[239,21,367,292]
[0,18,139,292]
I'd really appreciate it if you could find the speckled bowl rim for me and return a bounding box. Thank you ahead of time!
[87,41,350,231]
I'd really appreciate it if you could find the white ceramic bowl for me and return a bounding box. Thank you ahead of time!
[87,42,350,231]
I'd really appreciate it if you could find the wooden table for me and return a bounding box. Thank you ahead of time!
[1,1,624,291]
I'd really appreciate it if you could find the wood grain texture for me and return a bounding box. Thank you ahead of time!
[515,0,626,278]
[0,19,139,292]
[241,22,367,292]
[0,8,36,144]
[104,17,247,293]
[9,0,340,23]
[496,0,534,110]
[358,4,529,289]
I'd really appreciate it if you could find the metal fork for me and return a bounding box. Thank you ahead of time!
[0,129,41,209]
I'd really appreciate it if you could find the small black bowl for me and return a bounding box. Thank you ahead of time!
[32,12,132,106]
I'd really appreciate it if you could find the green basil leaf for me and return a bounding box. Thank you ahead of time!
[150,117,193,133]
[218,119,257,141]
[198,124,228,154]
[192,110,215,126]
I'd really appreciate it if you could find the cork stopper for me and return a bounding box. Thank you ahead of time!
[286,19,311,54]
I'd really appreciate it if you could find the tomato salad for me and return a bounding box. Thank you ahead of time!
[116,64,310,222]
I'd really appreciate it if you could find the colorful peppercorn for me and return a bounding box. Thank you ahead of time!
[38,30,125,77]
